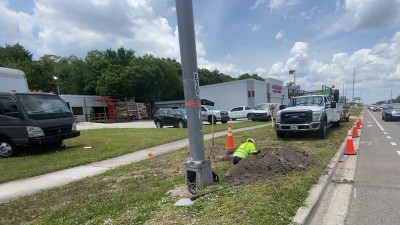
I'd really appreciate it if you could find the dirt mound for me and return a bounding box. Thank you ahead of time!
[225,147,313,185]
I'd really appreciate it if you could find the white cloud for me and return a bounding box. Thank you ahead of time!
[345,0,400,29]
[275,29,285,40]
[267,32,400,103]
[1,0,184,60]
[251,24,262,32]
[197,57,242,76]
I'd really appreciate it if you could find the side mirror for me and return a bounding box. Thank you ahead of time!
[331,101,337,109]
[279,105,286,110]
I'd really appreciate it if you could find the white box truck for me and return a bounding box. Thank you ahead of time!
[0,67,80,157]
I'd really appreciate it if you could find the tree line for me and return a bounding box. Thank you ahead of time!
[0,43,265,104]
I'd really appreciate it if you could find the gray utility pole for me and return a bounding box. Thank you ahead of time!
[352,60,372,105]
[175,0,214,193]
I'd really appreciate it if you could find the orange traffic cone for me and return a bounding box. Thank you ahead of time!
[347,127,352,136]
[352,124,359,138]
[356,118,362,129]
[226,124,235,150]
[344,135,357,155]
[147,152,154,158]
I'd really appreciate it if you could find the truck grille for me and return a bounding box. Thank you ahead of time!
[220,112,228,117]
[281,111,312,124]
[43,125,72,136]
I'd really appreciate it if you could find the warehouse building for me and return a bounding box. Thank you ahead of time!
[199,78,290,111]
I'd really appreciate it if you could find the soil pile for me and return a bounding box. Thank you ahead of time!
[225,147,314,185]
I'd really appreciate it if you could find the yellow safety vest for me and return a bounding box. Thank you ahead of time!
[233,142,257,158]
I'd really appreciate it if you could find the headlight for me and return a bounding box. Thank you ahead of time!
[27,126,45,137]
[275,112,281,122]
[313,111,322,121]
[72,122,77,131]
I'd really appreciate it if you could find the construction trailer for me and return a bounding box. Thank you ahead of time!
[60,95,148,123]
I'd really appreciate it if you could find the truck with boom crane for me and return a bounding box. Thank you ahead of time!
[274,85,343,139]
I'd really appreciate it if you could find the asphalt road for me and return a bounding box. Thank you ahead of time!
[345,109,400,225]
[306,109,400,225]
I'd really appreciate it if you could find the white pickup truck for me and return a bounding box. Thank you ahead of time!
[201,105,230,124]
[228,106,253,120]
[275,94,343,139]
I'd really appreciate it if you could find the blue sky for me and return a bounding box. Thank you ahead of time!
[1,0,400,104]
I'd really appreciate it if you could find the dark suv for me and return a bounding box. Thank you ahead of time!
[153,108,187,128]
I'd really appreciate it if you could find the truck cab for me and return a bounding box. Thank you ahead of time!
[0,92,80,157]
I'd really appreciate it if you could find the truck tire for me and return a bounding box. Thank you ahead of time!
[208,116,217,124]
[333,118,341,127]
[155,121,163,128]
[247,114,252,120]
[178,121,185,128]
[276,130,286,138]
[221,120,228,124]
[317,120,327,139]
[0,138,17,158]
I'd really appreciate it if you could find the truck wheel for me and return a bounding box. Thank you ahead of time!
[333,118,341,127]
[178,121,185,128]
[276,130,285,138]
[247,114,252,120]
[221,120,228,124]
[267,115,272,121]
[156,121,163,128]
[208,116,217,124]
[317,121,327,139]
[0,138,17,158]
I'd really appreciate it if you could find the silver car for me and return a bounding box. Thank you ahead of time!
[382,103,400,121]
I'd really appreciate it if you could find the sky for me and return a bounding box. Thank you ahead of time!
[1,0,400,104]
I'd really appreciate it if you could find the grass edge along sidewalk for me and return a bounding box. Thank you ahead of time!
[0,124,267,204]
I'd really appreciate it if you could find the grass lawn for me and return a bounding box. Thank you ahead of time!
[0,121,265,184]
[0,116,359,224]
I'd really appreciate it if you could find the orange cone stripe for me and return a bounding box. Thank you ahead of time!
[185,101,201,107]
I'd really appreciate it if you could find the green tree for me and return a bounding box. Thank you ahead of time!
[0,43,33,66]
[198,68,234,86]
[237,73,265,81]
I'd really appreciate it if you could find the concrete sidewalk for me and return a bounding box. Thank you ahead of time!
[0,124,267,204]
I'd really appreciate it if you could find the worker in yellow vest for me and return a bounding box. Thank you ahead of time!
[232,138,260,165]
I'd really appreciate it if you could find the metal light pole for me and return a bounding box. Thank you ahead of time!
[53,76,60,95]
[176,0,214,193]
[352,61,372,106]
[289,70,296,88]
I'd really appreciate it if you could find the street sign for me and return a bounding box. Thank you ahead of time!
[194,72,200,96]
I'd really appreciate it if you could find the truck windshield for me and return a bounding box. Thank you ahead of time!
[254,104,270,110]
[294,96,323,106]
[16,94,72,118]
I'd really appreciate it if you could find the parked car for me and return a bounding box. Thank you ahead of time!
[381,103,400,121]
[251,103,281,121]
[153,108,187,128]
[228,106,253,120]
[201,105,230,124]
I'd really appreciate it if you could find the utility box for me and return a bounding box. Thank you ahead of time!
[186,160,214,194]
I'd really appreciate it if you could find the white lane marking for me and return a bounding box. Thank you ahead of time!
[387,136,392,139]
[367,110,385,131]
[391,142,397,146]
[384,132,388,135]
[397,151,400,156]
